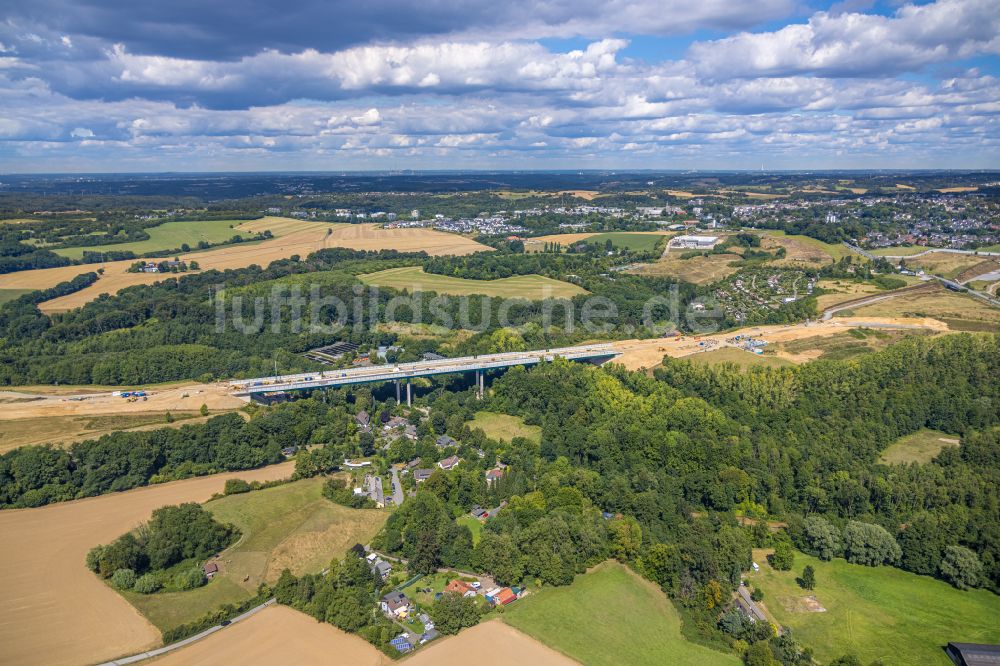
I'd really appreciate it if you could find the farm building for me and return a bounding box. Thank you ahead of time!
[444,579,477,597]
[381,591,413,618]
[202,562,218,579]
[671,235,719,249]
[946,642,1000,666]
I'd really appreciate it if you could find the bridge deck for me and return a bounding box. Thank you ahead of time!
[230,344,620,395]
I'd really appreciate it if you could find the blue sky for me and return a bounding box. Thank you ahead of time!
[0,0,997,172]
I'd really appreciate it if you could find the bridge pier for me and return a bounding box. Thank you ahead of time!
[395,379,401,403]
[475,369,484,399]
[406,380,411,407]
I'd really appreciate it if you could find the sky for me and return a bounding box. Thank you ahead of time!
[0,0,998,172]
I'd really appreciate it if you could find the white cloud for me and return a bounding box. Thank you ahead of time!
[689,0,1000,79]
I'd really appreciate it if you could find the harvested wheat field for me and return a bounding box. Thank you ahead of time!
[0,411,219,454]
[405,619,577,666]
[0,220,489,312]
[326,223,490,255]
[149,604,390,666]
[611,316,951,370]
[0,462,295,666]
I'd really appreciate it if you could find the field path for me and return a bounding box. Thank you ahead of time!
[0,462,295,666]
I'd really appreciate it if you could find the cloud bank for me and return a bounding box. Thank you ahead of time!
[0,0,997,171]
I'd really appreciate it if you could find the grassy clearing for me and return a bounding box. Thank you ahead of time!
[467,411,542,443]
[813,280,885,311]
[686,347,794,368]
[842,285,1000,332]
[54,219,251,260]
[633,253,742,285]
[504,561,738,666]
[457,515,484,546]
[123,476,386,632]
[879,428,960,465]
[905,252,990,280]
[0,411,205,453]
[584,232,667,252]
[779,328,931,362]
[759,230,852,265]
[748,549,1000,665]
[0,288,33,304]
[359,266,586,299]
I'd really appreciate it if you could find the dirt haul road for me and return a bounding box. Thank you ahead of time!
[0,383,245,422]
[0,222,489,313]
[611,316,951,370]
[0,462,295,666]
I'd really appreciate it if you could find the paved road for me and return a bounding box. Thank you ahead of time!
[390,467,404,507]
[230,344,619,395]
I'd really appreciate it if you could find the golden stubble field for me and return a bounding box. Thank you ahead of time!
[0,462,295,666]
[149,612,575,666]
[0,220,490,312]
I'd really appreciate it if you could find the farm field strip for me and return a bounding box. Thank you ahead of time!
[503,561,737,666]
[53,219,258,260]
[358,266,586,299]
[0,222,490,312]
[0,410,213,453]
[0,462,296,666]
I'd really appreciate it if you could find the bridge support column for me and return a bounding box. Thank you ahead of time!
[395,379,401,403]
[475,369,484,399]
[406,380,411,407]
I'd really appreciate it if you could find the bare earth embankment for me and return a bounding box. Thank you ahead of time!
[0,462,295,666]
[612,317,951,370]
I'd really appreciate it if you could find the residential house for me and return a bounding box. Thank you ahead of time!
[435,435,457,449]
[422,352,445,361]
[471,505,489,520]
[420,628,439,644]
[355,411,371,432]
[384,416,408,431]
[485,467,505,485]
[444,579,477,598]
[202,562,219,579]
[363,475,385,507]
[403,424,418,441]
[413,468,435,483]
[381,591,413,618]
[403,457,422,473]
[370,558,392,581]
[438,455,461,471]
[485,587,517,606]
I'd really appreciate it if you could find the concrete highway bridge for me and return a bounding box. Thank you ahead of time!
[230,344,620,405]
